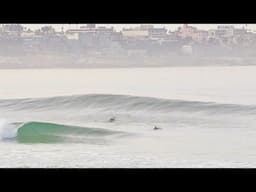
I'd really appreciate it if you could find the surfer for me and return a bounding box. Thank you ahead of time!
[153,126,162,130]
[109,117,116,122]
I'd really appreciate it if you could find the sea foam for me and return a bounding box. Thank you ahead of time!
[0,119,17,140]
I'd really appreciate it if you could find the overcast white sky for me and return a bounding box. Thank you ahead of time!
[19,24,255,32]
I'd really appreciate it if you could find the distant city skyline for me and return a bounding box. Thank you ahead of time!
[16,24,255,32]
[0,22,255,68]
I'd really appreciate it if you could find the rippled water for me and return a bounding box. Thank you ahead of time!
[1,66,256,167]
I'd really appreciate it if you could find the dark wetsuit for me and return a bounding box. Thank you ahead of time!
[153,126,161,130]
[109,117,115,122]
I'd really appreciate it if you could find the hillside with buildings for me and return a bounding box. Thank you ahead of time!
[0,24,256,68]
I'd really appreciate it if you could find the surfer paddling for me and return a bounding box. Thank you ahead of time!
[109,117,116,122]
[153,126,162,130]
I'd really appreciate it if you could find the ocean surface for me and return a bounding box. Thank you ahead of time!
[1,66,256,167]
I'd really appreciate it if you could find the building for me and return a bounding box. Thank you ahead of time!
[148,27,168,40]
[177,24,198,39]
[122,27,149,40]
[122,25,168,41]
[208,29,217,39]
[65,31,79,40]
[65,24,118,52]
[216,25,235,38]
[177,24,207,42]
[194,30,208,42]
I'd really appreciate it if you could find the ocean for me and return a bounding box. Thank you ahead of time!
[0,66,256,168]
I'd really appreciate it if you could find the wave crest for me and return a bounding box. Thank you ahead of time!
[0,94,255,115]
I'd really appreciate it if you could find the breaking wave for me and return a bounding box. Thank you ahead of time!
[0,93,255,143]
[0,121,124,144]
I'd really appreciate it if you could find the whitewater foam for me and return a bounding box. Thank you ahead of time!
[0,119,18,140]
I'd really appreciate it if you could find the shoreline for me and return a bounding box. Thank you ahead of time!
[0,54,256,69]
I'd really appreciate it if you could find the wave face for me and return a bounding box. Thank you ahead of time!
[0,94,256,115]
[0,93,256,144]
[1,121,124,144]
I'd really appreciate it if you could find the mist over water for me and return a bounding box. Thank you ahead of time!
[1,66,256,167]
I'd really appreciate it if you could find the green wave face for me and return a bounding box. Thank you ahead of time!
[17,122,121,144]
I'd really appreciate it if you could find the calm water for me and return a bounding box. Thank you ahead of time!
[0,66,256,167]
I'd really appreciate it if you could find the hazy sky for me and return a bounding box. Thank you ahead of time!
[20,24,255,32]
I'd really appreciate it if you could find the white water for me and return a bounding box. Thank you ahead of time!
[1,66,256,167]
[0,119,17,140]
